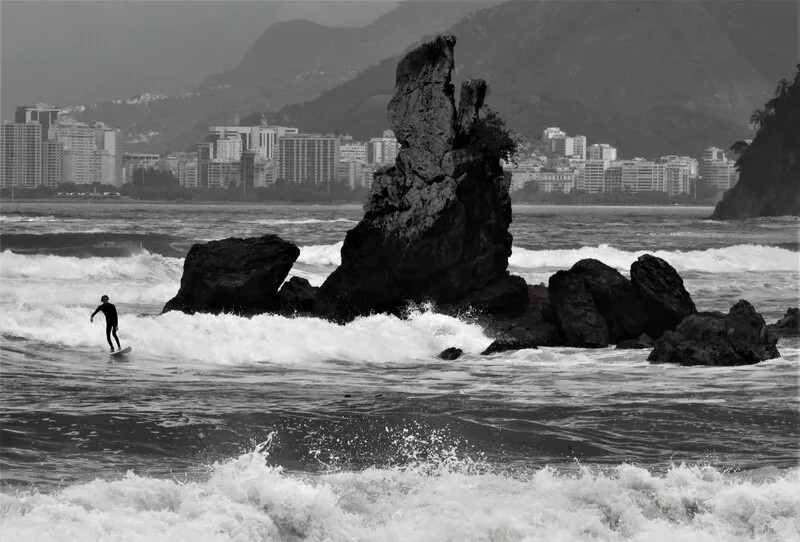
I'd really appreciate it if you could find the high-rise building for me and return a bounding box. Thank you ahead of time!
[340,142,367,163]
[49,120,121,185]
[587,144,618,161]
[572,136,587,160]
[0,122,42,188]
[15,104,61,140]
[701,146,738,191]
[277,134,340,185]
[367,130,399,165]
[196,143,212,189]
[579,159,611,193]
[42,139,63,187]
[659,156,696,196]
[178,158,198,188]
[208,125,298,161]
[215,135,242,162]
[208,160,241,189]
[551,136,586,160]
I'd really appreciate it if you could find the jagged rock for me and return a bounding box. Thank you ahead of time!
[277,277,318,315]
[439,347,463,360]
[481,337,538,356]
[711,66,800,219]
[388,34,458,181]
[316,35,516,322]
[549,270,609,347]
[162,235,299,316]
[768,307,800,338]
[631,254,696,339]
[648,300,780,366]
[616,334,654,350]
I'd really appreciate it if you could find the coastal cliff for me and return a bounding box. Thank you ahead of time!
[711,65,800,219]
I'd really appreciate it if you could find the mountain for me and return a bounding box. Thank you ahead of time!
[69,0,496,153]
[0,1,398,119]
[275,0,797,158]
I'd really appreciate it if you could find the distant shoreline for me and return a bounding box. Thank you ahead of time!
[0,198,716,209]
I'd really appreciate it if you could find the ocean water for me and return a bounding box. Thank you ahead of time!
[1,202,799,542]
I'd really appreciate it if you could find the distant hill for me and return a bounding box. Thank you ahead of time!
[276,0,797,158]
[71,0,497,153]
[0,0,397,118]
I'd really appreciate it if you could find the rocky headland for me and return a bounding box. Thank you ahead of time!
[711,65,800,220]
[162,36,789,367]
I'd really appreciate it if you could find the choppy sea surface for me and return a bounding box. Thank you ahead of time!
[1,202,799,541]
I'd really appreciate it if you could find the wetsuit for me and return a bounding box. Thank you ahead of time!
[92,303,120,350]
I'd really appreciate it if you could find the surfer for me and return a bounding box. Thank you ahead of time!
[91,295,121,352]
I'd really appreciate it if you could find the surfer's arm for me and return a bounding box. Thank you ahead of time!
[90,306,101,321]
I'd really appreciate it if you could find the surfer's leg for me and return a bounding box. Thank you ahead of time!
[112,325,121,349]
[106,324,115,351]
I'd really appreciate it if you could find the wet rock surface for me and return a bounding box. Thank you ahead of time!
[162,235,299,316]
[648,300,780,366]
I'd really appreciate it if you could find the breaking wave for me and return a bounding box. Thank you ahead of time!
[293,243,800,274]
[251,218,358,226]
[0,305,491,365]
[1,440,798,542]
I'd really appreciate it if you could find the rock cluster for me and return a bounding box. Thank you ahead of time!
[161,36,787,368]
[648,300,780,366]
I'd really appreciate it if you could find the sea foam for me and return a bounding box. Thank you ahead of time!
[0,305,492,365]
[1,441,798,542]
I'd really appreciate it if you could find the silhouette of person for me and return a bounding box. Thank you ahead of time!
[91,295,121,352]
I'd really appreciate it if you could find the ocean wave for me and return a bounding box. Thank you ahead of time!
[0,251,184,305]
[0,306,491,364]
[1,441,797,542]
[294,243,800,274]
[0,215,62,223]
[510,244,800,273]
[250,218,358,226]
[297,242,344,266]
[0,250,183,281]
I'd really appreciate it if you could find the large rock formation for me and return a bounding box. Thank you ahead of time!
[162,235,299,316]
[711,65,800,219]
[316,35,524,321]
[648,300,780,366]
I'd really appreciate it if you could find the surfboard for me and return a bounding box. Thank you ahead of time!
[110,346,132,356]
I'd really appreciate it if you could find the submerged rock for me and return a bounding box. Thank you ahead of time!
[616,334,655,350]
[631,254,696,339]
[648,300,780,366]
[162,235,299,316]
[316,35,517,321]
[481,337,538,356]
[439,347,463,360]
[768,307,800,338]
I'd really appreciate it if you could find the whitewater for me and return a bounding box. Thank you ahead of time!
[1,202,799,541]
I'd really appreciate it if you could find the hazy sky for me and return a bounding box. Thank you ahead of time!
[0,0,400,116]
